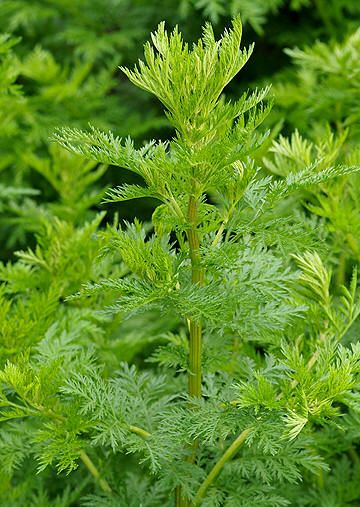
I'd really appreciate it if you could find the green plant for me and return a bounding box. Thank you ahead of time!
[1,16,360,507]
[265,27,360,286]
[2,0,359,263]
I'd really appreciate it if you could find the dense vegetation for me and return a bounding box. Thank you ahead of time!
[1,2,360,506]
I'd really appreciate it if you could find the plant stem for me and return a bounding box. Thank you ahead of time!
[193,428,252,505]
[79,449,112,494]
[129,424,151,439]
[176,192,205,507]
[187,193,204,399]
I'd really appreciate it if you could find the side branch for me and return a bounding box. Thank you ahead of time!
[193,428,252,505]
[79,450,112,494]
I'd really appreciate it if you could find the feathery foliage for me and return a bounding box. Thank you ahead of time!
[1,7,360,507]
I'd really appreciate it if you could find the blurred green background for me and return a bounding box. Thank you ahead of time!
[1,0,359,259]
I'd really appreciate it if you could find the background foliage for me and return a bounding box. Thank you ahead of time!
[0,1,360,506]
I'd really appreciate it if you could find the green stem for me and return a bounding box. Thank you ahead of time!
[193,428,252,505]
[176,192,204,507]
[79,450,112,494]
[212,202,237,248]
[79,424,150,494]
[212,220,227,248]
[129,424,151,439]
[187,193,204,399]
